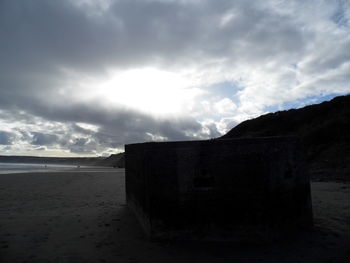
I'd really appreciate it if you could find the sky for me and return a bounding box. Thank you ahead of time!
[0,0,350,157]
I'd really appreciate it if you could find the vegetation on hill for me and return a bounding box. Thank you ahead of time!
[221,95,350,181]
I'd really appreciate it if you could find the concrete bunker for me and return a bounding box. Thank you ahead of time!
[125,137,313,242]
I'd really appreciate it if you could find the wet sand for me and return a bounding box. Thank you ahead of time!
[0,170,349,263]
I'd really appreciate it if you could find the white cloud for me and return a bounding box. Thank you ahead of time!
[214,98,237,115]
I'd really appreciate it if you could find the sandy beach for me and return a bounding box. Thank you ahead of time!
[0,170,350,263]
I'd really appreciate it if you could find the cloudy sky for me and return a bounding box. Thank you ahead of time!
[0,0,349,156]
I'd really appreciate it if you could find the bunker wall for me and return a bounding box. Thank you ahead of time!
[125,137,312,241]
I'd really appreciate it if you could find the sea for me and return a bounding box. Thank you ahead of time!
[0,162,116,174]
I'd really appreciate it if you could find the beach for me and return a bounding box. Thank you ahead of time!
[0,169,350,263]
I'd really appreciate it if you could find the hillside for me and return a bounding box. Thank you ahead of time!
[221,95,350,181]
[94,153,125,168]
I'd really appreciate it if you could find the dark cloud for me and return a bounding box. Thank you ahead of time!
[69,137,97,154]
[31,132,59,146]
[0,131,15,145]
[0,0,307,87]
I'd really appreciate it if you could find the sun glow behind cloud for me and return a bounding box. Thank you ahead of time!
[90,68,202,115]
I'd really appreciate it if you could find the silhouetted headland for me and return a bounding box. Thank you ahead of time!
[221,95,350,181]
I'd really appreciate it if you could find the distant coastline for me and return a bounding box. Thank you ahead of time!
[0,155,102,166]
[0,153,125,168]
